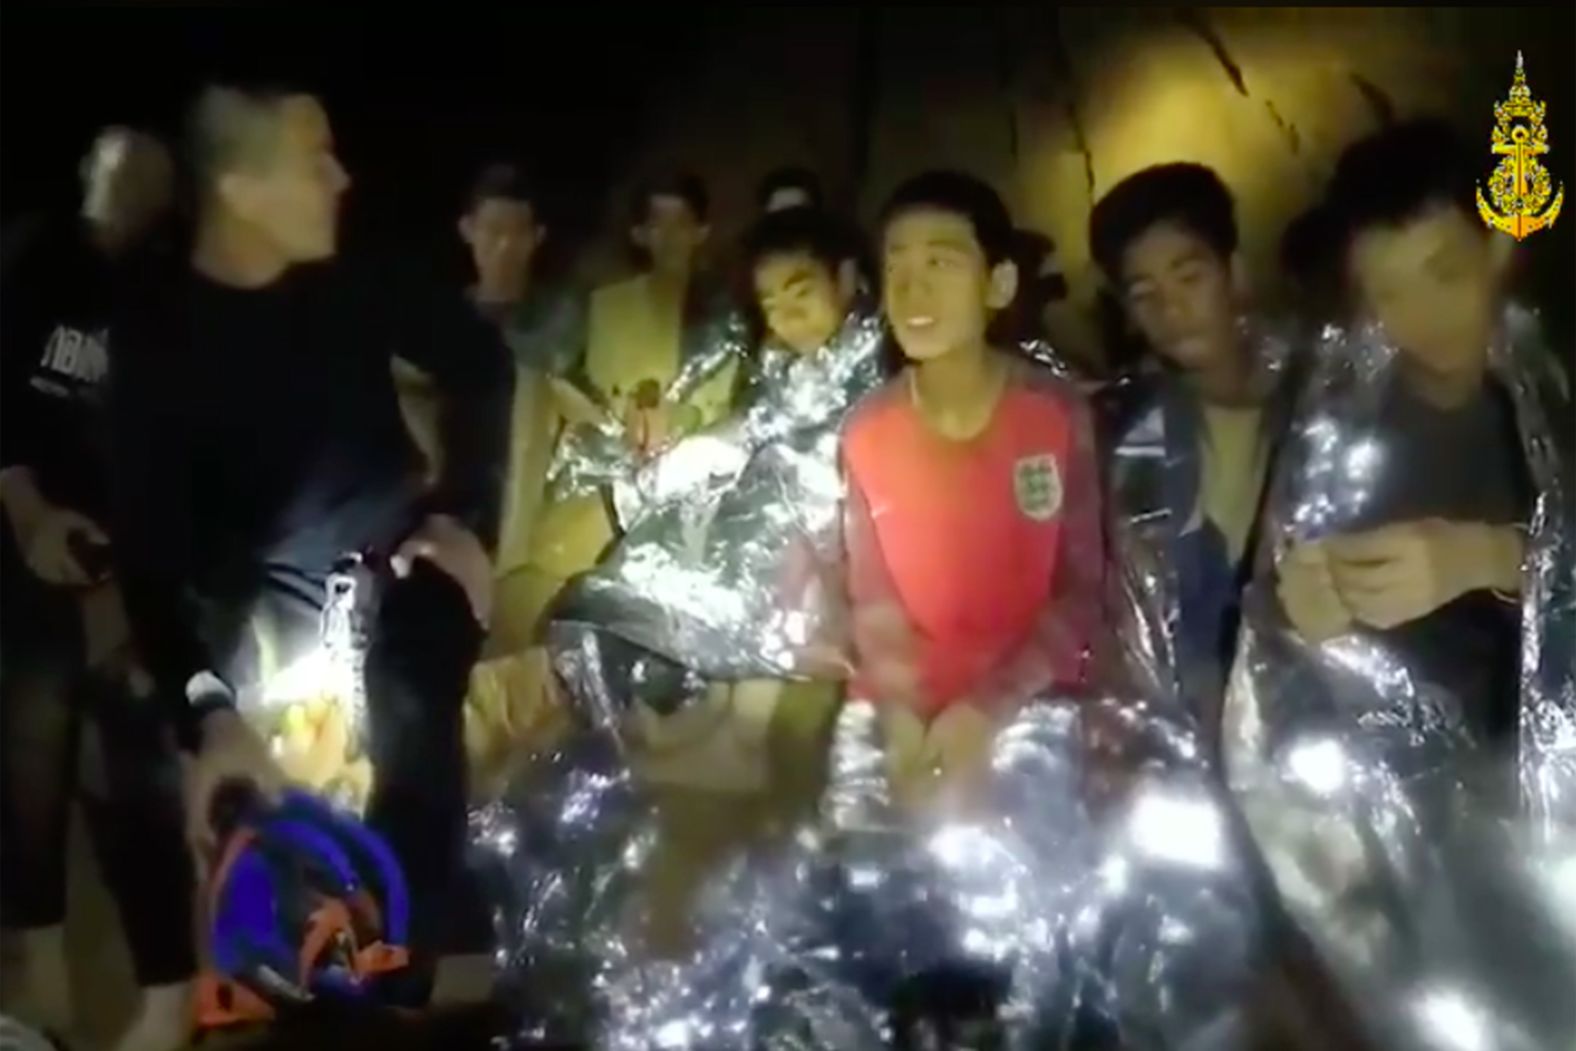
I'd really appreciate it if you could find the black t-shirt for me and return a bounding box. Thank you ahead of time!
[1348,377,1532,741]
[110,261,511,727]
[1,219,125,521]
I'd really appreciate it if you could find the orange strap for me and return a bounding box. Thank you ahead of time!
[195,972,276,1029]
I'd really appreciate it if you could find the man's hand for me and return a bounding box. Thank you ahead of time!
[23,505,110,587]
[623,403,675,460]
[1277,540,1353,644]
[1,469,109,587]
[184,708,284,858]
[393,513,493,627]
[1326,519,1523,630]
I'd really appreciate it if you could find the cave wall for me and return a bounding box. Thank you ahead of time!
[593,6,1574,364]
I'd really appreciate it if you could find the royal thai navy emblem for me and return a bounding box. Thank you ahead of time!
[1477,51,1563,241]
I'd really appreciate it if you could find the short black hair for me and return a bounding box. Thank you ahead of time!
[756,166,823,211]
[1089,163,1237,282]
[633,172,709,224]
[880,170,1014,264]
[466,162,539,215]
[742,206,851,275]
[1324,118,1480,248]
[1279,200,1340,307]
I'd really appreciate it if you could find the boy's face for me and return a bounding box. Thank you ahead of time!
[460,197,542,289]
[1118,221,1243,373]
[1347,205,1507,380]
[882,207,1016,362]
[753,250,854,355]
[222,95,351,263]
[633,193,708,277]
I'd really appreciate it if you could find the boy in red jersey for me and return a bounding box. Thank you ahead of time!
[842,171,1103,810]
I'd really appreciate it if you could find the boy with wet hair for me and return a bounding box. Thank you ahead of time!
[843,170,1103,810]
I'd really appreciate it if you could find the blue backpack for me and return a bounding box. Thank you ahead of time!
[196,787,410,1028]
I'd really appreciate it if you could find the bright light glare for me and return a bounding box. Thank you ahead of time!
[261,646,338,704]
[1286,738,1348,797]
[1126,790,1226,871]
[1412,986,1490,1051]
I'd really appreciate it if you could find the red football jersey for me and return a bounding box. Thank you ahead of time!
[843,368,1102,718]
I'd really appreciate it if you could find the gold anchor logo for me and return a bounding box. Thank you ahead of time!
[1476,51,1563,240]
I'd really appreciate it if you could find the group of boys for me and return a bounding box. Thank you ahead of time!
[0,74,1559,1051]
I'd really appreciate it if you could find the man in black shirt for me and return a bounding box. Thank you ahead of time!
[0,127,196,1051]
[109,85,510,1001]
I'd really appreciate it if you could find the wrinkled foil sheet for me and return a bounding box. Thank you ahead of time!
[552,307,888,684]
[1100,382,1184,707]
[545,310,754,505]
[476,695,1264,1049]
[474,325,1272,1045]
[1222,306,1576,1050]
[1097,320,1295,715]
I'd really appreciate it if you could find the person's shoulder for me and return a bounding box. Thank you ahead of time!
[1004,357,1088,417]
[536,280,589,324]
[1089,367,1167,440]
[843,374,912,447]
[590,272,646,310]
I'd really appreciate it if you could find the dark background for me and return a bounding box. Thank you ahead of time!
[4,4,1573,362]
[0,2,703,283]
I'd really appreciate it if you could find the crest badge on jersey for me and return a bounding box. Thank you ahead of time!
[1013,454,1062,522]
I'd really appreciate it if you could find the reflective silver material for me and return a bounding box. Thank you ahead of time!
[1498,307,1576,840]
[482,319,1270,1046]
[821,699,892,833]
[556,307,888,684]
[665,310,755,408]
[1100,387,1183,705]
[544,311,753,505]
[483,692,1264,1049]
[1018,337,1079,381]
[1223,306,1576,1050]
[1095,319,1296,714]
[469,734,659,1044]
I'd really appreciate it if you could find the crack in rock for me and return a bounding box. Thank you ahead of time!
[1264,98,1302,154]
[1180,10,1305,161]
[1047,9,1096,205]
[1349,73,1397,125]
[988,7,1021,164]
[1179,8,1248,97]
